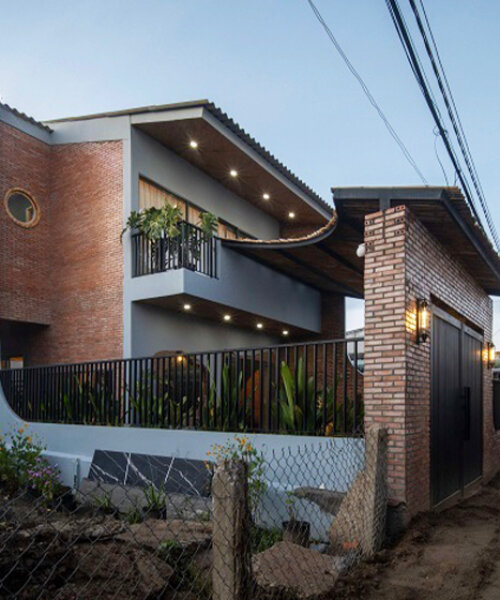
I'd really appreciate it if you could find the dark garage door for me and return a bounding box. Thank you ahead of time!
[431,306,483,506]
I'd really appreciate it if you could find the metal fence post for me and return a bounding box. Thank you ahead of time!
[212,459,252,600]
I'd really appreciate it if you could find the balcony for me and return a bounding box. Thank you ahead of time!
[131,221,217,278]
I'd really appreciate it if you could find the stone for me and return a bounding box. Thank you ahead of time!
[293,487,345,515]
[116,519,212,553]
[21,516,125,542]
[252,541,339,599]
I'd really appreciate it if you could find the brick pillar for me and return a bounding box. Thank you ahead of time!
[363,206,410,510]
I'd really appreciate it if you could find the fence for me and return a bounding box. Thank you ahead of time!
[0,338,363,436]
[0,427,386,600]
[131,220,218,278]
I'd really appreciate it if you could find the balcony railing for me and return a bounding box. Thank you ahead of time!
[131,221,217,278]
[0,338,363,436]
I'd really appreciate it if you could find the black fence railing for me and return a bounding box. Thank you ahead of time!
[0,339,364,436]
[131,221,217,278]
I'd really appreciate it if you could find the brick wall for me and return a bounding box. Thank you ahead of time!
[363,205,497,515]
[0,122,52,325]
[0,120,124,365]
[31,142,124,364]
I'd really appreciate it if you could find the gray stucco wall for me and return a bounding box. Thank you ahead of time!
[131,127,280,240]
[127,242,322,335]
[131,303,279,356]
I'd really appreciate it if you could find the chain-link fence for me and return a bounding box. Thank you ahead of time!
[0,428,386,600]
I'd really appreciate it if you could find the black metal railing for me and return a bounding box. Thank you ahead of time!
[0,338,363,436]
[131,221,217,278]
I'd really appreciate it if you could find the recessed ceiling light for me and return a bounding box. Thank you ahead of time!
[263,193,270,200]
[282,330,289,336]
[230,169,238,178]
[189,140,198,149]
[288,212,296,219]
[183,303,192,311]
[257,323,264,329]
[223,314,232,321]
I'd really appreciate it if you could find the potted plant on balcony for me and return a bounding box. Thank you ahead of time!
[180,211,218,271]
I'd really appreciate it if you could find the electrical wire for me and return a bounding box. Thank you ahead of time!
[387,0,500,251]
[305,0,428,185]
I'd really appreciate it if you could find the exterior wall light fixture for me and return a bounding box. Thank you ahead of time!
[484,342,496,369]
[416,298,430,344]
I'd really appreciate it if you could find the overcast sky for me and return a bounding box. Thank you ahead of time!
[2,1,499,338]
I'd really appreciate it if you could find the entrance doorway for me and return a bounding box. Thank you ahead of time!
[431,306,483,506]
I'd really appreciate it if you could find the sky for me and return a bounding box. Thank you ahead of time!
[2,0,500,339]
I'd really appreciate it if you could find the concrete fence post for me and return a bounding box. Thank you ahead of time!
[212,459,252,600]
[330,425,388,557]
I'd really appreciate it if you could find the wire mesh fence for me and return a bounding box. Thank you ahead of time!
[0,429,386,600]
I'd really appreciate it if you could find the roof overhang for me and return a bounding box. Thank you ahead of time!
[47,100,331,226]
[333,186,500,296]
[223,214,364,298]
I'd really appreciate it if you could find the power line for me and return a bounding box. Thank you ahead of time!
[411,0,500,251]
[386,0,500,251]
[305,0,428,185]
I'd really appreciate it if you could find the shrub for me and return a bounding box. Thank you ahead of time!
[27,457,62,504]
[0,425,45,492]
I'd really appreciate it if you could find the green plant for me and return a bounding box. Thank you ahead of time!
[198,212,218,238]
[207,436,266,513]
[250,524,282,553]
[27,457,62,504]
[158,539,183,563]
[124,504,144,524]
[94,489,115,514]
[284,490,297,520]
[121,202,184,243]
[143,483,167,514]
[0,426,45,493]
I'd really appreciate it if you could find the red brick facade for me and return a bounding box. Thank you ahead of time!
[0,121,52,326]
[363,205,498,515]
[0,121,123,365]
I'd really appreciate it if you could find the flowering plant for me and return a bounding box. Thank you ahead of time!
[207,436,267,513]
[0,425,52,495]
[27,457,62,503]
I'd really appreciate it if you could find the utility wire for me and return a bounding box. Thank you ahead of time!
[410,0,500,251]
[305,0,428,185]
[386,0,500,250]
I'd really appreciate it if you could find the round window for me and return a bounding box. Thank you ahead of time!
[4,189,40,228]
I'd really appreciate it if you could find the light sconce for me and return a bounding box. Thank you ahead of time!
[416,298,430,344]
[484,342,496,369]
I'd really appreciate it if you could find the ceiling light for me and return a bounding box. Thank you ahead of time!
[189,140,198,149]
[230,169,238,178]
[263,193,270,200]
[183,303,192,311]
[223,314,232,321]
[282,330,289,336]
[288,212,296,219]
[256,323,263,329]
[177,355,184,363]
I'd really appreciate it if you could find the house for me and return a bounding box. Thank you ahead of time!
[2,99,500,520]
[0,100,352,368]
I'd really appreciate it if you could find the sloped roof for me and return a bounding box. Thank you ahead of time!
[0,102,52,133]
[44,100,330,213]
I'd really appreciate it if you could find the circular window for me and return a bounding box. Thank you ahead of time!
[4,188,40,228]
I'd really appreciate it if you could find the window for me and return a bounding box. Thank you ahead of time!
[4,188,40,228]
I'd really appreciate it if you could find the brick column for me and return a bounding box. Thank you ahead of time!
[363,206,408,508]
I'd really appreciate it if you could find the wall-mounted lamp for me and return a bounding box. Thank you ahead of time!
[484,342,496,369]
[416,298,430,344]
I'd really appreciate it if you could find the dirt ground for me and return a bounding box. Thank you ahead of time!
[335,475,500,600]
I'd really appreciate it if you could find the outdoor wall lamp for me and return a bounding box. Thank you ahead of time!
[416,298,430,344]
[484,342,496,369]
